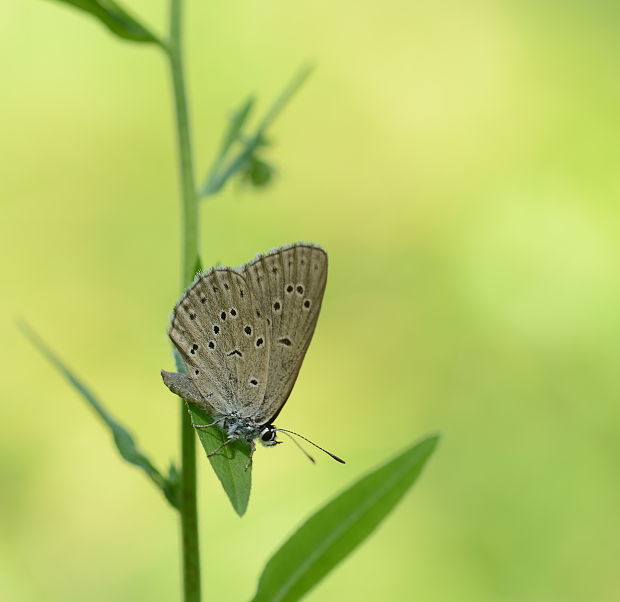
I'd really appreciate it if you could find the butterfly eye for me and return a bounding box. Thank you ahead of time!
[260,427,276,442]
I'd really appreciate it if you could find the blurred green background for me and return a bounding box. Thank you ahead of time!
[2,1,619,600]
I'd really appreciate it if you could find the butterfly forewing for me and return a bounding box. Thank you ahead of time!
[169,267,271,416]
[242,243,327,423]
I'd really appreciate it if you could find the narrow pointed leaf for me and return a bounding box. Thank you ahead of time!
[189,404,252,516]
[256,65,313,134]
[20,322,178,508]
[45,0,163,45]
[250,434,440,602]
[200,96,256,198]
[201,141,257,197]
[216,97,256,168]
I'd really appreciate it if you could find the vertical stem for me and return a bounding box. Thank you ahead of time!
[167,1,201,601]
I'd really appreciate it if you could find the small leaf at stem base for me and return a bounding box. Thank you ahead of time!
[189,404,252,517]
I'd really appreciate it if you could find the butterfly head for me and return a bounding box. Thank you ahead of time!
[258,424,280,447]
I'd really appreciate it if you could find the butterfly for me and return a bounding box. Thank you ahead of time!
[161,242,344,465]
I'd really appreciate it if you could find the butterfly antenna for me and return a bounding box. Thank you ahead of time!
[279,430,316,464]
[275,428,346,464]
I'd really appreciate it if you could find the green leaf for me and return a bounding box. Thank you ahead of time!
[165,461,181,506]
[250,434,440,602]
[45,0,163,46]
[19,322,178,509]
[200,95,255,197]
[189,404,252,517]
[214,96,256,171]
[200,140,257,197]
[256,65,313,135]
[199,66,313,198]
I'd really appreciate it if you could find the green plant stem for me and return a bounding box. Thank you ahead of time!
[167,1,201,601]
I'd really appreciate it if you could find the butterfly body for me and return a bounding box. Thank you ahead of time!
[211,411,277,448]
[162,242,337,462]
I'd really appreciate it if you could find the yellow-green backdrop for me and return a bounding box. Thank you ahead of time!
[1,1,619,601]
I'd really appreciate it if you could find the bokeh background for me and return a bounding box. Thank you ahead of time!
[2,1,619,600]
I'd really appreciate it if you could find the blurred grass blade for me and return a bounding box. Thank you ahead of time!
[250,434,440,602]
[213,96,256,171]
[189,405,252,516]
[46,0,163,45]
[199,66,312,198]
[172,347,252,516]
[256,64,313,134]
[200,141,257,197]
[19,322,178,509]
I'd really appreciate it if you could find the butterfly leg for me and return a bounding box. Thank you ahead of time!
[194,420,219,429]
[207,437,237,458]
[244,440,256,471]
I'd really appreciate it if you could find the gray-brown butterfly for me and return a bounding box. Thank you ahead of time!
[162,242,345,466]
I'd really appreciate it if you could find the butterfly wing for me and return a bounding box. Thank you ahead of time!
[241,242,328,424]
[168,267,271,417]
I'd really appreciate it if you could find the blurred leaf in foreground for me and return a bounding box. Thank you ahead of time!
[20,322,178,508]
[250,433,440,602]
